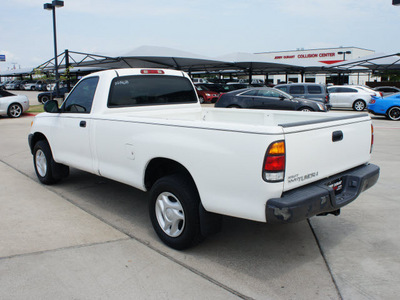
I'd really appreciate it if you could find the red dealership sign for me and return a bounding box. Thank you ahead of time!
[275,52,336,60]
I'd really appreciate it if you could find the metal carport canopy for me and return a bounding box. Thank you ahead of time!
[112,46,232,72]
[62,46,307,74]
[0,67,35,77]
[326,53,400,72]
[216,52,305,74]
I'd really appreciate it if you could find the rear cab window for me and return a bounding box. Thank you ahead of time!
[108,75,197,107]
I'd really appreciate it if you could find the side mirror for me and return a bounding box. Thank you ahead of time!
[279,95,286,101]
[44,100,60,113]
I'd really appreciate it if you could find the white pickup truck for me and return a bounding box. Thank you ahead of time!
[28,68,379,249]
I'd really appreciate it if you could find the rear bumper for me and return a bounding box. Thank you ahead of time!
[266,164,379,223]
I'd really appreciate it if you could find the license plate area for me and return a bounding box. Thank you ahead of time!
[327,177,343,195]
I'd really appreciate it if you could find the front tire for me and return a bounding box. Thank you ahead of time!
[7,103,23,118]
[33,140,69,185]
[387,106,400,121]
[149,174,203,250]
[299,107,314,112]
[353,100,366,111]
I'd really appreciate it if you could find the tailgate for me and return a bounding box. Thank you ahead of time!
[282,114,372,192]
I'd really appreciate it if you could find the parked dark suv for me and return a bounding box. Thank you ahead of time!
[274,83,330,109]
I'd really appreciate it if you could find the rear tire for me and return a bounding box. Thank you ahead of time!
[387,106,400,121]
[227,105,241,108]
[149,174,203,250]
[353,100,366,111]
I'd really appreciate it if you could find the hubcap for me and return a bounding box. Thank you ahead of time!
[155,192,185,237]
[35,149,47,177]
[10,105,22,117]
[355,101,365,111]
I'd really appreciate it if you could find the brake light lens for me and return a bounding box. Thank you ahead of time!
[216,93,224,103]
[371,124,374,153]
[263,141,285,182]
[140,69,165,74]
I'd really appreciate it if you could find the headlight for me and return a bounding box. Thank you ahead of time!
[317,103,325,111]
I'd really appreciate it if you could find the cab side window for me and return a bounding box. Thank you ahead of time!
[307,85,322,94]
[241,90,259,96]
[289,85,305,94]
[338,87,357,93]
[63,77,99,113]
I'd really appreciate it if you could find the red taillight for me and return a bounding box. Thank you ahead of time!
[370,99,376,104]
[264,156,285,171]
[370,124,374,153]
[216,93,225,103]
[263,141,285,182]
[140,69,165,74]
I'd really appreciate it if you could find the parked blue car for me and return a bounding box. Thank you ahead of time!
[368,93,400,121]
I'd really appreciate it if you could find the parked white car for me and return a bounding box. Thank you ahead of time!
[349,85,382,97]
[0,90,30,118]
[327,86,373,111]
[22,82,38,90]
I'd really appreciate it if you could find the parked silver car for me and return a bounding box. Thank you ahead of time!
[0,90,30,118]
[373,86,400,96]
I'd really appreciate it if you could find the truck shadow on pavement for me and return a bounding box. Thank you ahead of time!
[39,167,350,298]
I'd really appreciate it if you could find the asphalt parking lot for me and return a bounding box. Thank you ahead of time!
[0,92,399,299]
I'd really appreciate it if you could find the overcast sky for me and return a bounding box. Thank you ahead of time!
[1,0,399,71]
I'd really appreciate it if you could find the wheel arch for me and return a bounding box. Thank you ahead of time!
[145,157,222,239]
[144,157,198,192]
[29,132,49,154]
[8,102,22,111]
[386,105,400,112]
[297,106,314,111]
[353,99,366,108]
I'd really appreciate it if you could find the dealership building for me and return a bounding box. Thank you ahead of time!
[254,47,379,85]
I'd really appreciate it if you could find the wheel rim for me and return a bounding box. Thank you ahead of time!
[35,149,47,177]
[301,108,311,112]
[354,101,365,111]
[9,104,22,117]
[155,192,185,237]
[388,107,400,120]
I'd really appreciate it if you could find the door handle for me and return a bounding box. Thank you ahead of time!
[80,121,86,128]
[332,130,343,142]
